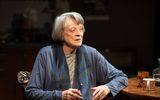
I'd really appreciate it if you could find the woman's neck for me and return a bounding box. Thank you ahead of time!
[63,45,77,55]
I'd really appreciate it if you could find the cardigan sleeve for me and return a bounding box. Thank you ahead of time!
[93,49,128,98]
[25,47,62,100]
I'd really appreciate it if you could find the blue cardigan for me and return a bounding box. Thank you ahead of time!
[25,44,128,100]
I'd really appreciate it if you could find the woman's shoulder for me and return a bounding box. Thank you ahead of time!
[38,45,53,54]
[81,44,97,52]
[80,44,99,56]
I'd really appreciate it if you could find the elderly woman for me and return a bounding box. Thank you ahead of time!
[25,12,128,100]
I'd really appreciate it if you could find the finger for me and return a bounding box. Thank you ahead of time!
[70,89,82,95]
[68,89,83,99]
[94,91,105,100]
[62,90,69,100]
[91,87,98,91]
[92,88,100,99]
[70,92,83,99]
[67,94,75,100]
[67,94,74,100]
[72,90,83,99]
[93,89,105,100]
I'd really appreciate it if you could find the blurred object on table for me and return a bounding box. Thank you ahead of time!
[137,70,149,87]
[153,58,160,86]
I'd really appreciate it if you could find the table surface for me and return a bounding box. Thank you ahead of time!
[122,77,160,99]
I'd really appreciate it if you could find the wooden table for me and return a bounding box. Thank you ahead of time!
[119,77,160,100]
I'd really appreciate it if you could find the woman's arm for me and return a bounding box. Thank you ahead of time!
[25,47,62,100]
[94,50,128,98]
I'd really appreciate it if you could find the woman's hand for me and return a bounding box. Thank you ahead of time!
[91,85,110,100]
[62,88,83,100]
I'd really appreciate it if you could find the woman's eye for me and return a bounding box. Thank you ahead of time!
[70,29,76,32]
[80,28,84,32]
[69,27,77,32]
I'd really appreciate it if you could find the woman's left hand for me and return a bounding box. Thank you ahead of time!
[91,85,110,100]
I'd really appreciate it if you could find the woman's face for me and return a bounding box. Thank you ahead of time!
[62,18,84,48]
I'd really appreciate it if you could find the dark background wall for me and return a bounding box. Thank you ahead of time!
[84,0,156,70]
[155,0,160,59]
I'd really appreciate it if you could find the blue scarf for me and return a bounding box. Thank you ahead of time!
[53,44,92,99]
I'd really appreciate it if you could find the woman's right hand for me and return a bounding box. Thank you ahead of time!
[62,88,83,100]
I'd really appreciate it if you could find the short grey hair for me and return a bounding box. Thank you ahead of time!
[52,12,85,43]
